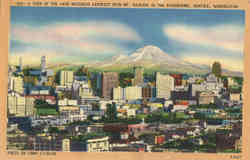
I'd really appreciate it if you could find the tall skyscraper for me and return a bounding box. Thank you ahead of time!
[19,57,22,72]
[102,72,119,99]
[60,71,74,87]
[156,72,174,99]
[133,67,144,86]
[7,94,35,117]
[9,77,24,94]
[41,56,46,72]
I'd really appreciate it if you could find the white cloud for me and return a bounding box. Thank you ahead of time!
[163,24,244,53]
[10,21,142,56]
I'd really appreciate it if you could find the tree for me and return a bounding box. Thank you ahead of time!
[106,102,117,121]
[75,65,86,76]
[92,103,100,111]
[48,127,60,134]
[119,72,134,88]
[212,62,222,77]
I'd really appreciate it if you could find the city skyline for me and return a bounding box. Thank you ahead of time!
[10,7,244,72]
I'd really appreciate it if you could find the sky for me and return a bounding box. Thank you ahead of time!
[10,7,245,72]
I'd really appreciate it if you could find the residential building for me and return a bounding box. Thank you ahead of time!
[189,84,206,97]
[227,77,237,86]
[198,91,216,105]
[142,86,155,99]
[156,72,174,99]
[30,86,51,95]
[206,73,217,83]
[26,95,56,105]
[235,137,242,151]
[101,72,119,99]
[86,136,109,152]
[170,74,182,86]
[127,108,137,117]
[230,93,242,101]
[62,139,71,152]
[28,136,63,151]
[79,84,93,98]
[58,98,78,106]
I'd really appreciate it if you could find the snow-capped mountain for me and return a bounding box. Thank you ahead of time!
[89,45,242,76]
[105,45,207,71]
[129,45,180,63]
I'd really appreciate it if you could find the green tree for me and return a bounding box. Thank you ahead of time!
[54,71,60,84]
[92,103,100,111]
[75,65,86,76]
[106,103,117,121]
[212,61,222,77]
[48,127,60,134]
[119,72,134,88]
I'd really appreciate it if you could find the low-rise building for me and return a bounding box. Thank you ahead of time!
[230,93,242,101]
[86,136,109,152]
[127,108,137,117]
[58,98,78,106]
[198,91,216,105]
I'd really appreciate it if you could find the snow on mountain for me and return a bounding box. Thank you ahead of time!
[92,45,241,76]
[111,54,128,62]
[128,45,179,63]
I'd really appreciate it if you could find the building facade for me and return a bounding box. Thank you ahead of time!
[86,136,109,152]
[125,86,142,100]
[60,71,74,87]
[113,87,125,100]
[133,67,144,86]
[9,76,24,94]
[156,72,174,99]
[101,72,119,99]
[7,93,35,117]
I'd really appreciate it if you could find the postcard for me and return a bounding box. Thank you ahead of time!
[0,0,249,160]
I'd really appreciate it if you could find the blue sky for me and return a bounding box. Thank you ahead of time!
[10,7,245,71]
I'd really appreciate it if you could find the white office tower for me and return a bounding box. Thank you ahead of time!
[156,72,174,99]
[7,93,35,117]
[125,86,142,100]
[9,76,24,94]
[60,71,74,87]
[113,87,125,100]
[19,57,22,72]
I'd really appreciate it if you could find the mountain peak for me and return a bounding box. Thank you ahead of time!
[130,45,179,63]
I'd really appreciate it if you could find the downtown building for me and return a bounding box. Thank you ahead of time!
[60,71,74,87]
[142,85,156,99]
[113,86,142,101]
[7,93,35,117]
[156,72,174,99]
[125,86,142,100]
[132,67,144,86]
[113,87,126,100]
[101,72,119,99]
[9,76,24,94]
